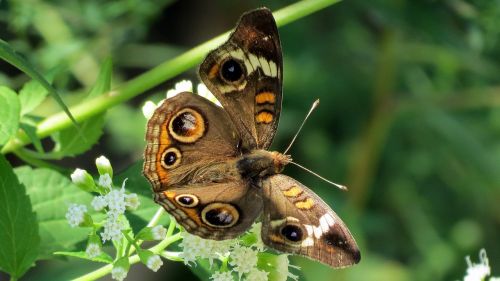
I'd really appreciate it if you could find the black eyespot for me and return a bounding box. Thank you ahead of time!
[205,208,234,226]
[163,151,177,166]
[175,194,199,207]
[178,196,193,205]
[172,112,197,136]
[201,203,239,228]
[161,147,181,169]
[220,59,243,82]
[281,224,303,242]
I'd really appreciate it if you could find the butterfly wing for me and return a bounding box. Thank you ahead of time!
[199,8,283,150]
[155,181,262,240]
[261,174,361,268]
[143,92,241,191]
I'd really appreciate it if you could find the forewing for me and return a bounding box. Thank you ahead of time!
[199,8,283,150]
[143,92,240,191]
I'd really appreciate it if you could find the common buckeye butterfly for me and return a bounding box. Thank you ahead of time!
[143,7,360,268]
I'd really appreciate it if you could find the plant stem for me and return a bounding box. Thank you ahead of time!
[72,233,182,281]
[1,0,342,154]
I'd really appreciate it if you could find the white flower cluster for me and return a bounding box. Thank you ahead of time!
[142,80,221,120]
[95,180,139,243]
[464,249,499,281]
[66,156,140,244]
[181,223,297,281]
[66,204,87,227]
[179,231,234,267]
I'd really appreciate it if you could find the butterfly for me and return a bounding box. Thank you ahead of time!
[143,7,360,268]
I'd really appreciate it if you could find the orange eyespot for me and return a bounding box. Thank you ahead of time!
[201,203,239,228]
[161,147,182,169]
[168,108,206,143]
[175,194,199,208]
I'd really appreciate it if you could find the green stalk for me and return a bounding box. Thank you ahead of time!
[1,0,342,154]
[72,233,182,281]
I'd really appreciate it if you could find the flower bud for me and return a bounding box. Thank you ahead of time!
[138,250,163,272]
[70,168,96,192]
[95,155,113,178]
[111,256,130,281]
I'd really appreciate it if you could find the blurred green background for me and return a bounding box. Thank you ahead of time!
[1,0,499,280]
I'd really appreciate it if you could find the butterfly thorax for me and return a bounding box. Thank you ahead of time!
[236,150,291,179]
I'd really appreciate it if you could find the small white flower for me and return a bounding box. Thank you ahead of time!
[101,216,125,242]
[91,195,107,211]
[111,266,128,281]
[142,100,158,119]
[197,83,221,106]
[464,249,494,281]
[245,268,268,281]
[85,242,101,258]
[146,255,163,272]
[166,80,193,98]
[210,271,234,281]
[66,204,87,227]
[70,169,87,185]
[125,193,140,211]
[106,186,126,216]
[180,231,235,266]
[98,174,112,189]
[151,225,167,240]
[229,244,258,275]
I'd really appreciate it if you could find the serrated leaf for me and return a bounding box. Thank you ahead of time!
[51,114,105,158]
[0,39,77,126]
[54,251,113,264]
[0,155,40,279]
[115,161,170,230]
[14,167,98,259]
[19,81,47,116]
[18,67,61,116]
[87,58,112,99]
[0,86,21,146]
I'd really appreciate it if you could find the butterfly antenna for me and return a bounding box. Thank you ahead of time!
[283,99,320,155]
[290,161,348,191]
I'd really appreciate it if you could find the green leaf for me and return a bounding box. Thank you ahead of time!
[115,161,170,230]
[17,66,59,115]
[0,86,21,146]
[51,114,105,158]
[19,80,48,116]
[54,251,113,264]
[0,39,77,126]
[46,59,112,158]
[87,58,113,99]
[0,155,40,279]
[19,121,44,153]
[14,166,98,259]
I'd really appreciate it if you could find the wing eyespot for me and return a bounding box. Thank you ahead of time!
[168,108,206,143]
[161,147,182,169]
[175,194,199,208]
[201,203,240,228]
[280,224,304,242]
[219,58,245,84]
